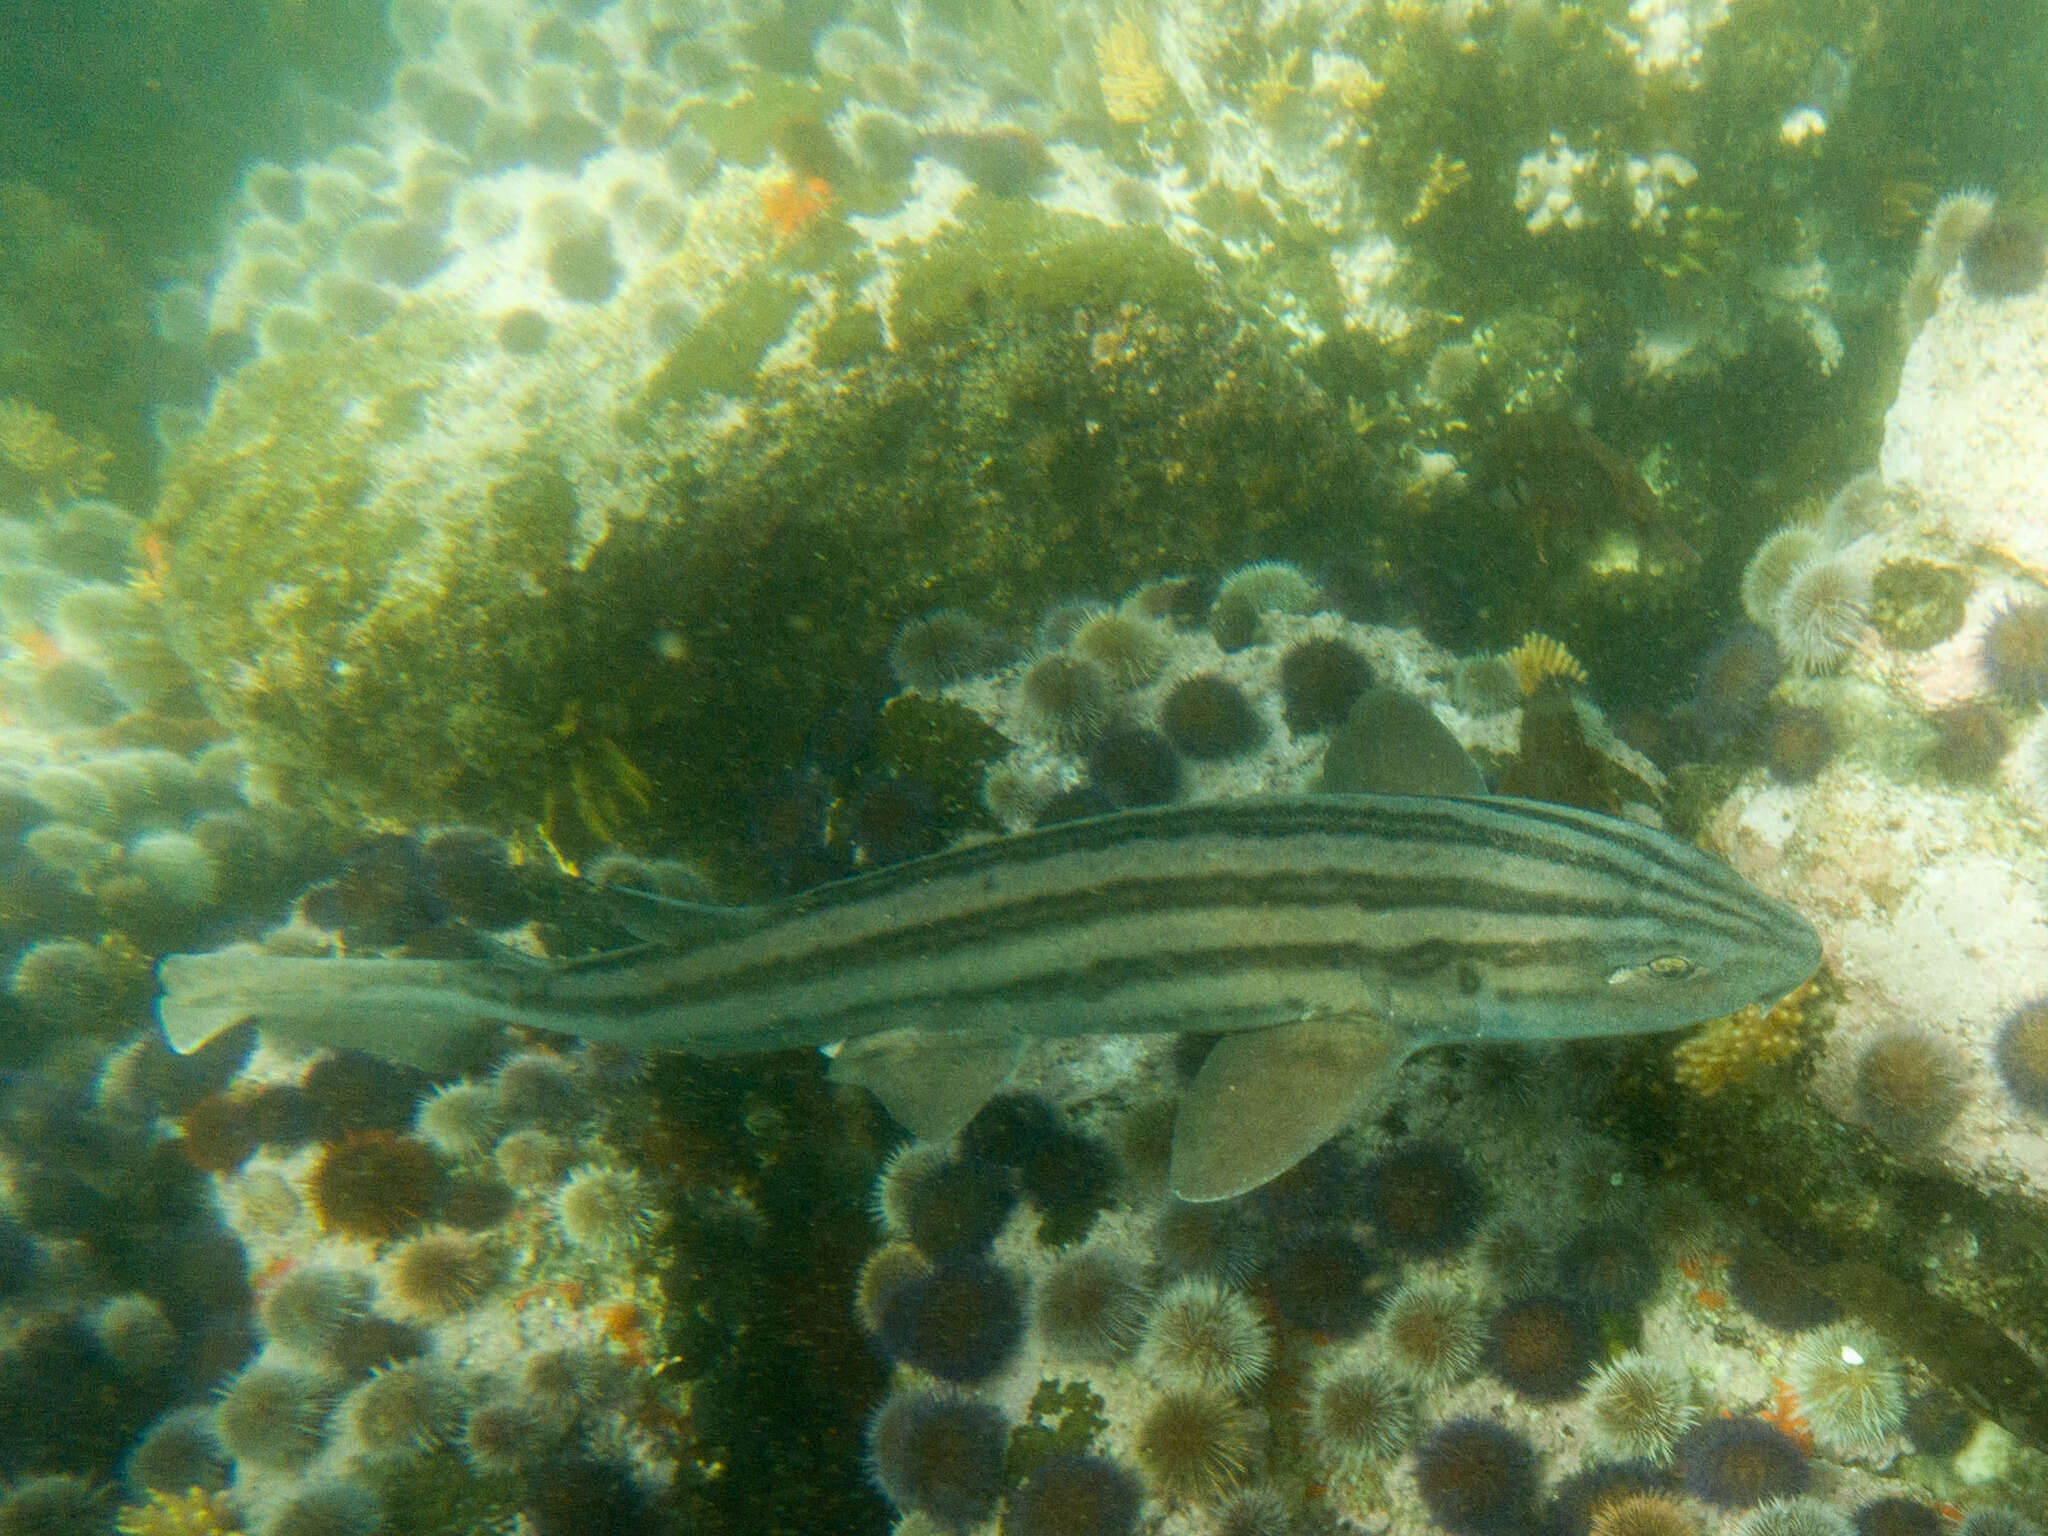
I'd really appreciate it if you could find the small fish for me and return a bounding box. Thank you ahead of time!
[160,794,1820,1201]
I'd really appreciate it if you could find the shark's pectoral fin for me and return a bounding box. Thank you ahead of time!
[827,1030,1027,1140]
[1169,1013,1409,1203]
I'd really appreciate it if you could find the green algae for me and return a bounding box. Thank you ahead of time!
[162,201,1374,874]
[1872,559,1972,651]
[1003,1379,1110,1485]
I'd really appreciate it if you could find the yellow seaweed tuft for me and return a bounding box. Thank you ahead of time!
[1504,632,1588,696]
[1096,20,1169,124]
[0,397,108,503]
[116,1488,244,1536]
[1673,978,1822,1096]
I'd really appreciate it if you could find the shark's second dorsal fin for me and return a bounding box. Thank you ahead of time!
[827,1029,1028,1140]
[1169,1013,1411,1202]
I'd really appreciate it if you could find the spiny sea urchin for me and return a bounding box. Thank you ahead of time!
[1742,526,1825,629]
[1033,1247,1148,1363]
[1132,1387,1257,1504]
[1139,1278,1274,1394]
[553,1164,658,1251]
[1584,1351,1700,1463]
[1305,1352,1416,1472]
[379,1230,504,1322]
[1376,1276,1484,1390]
[1773,552,1871,675]
[1784,1324,1905,1453]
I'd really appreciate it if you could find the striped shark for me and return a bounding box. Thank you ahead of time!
[158,794,1821,1201]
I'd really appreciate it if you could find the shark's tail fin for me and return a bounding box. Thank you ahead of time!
[158,946,509,1073]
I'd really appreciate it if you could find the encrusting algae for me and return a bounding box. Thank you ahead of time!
[1674,979,1825,1096]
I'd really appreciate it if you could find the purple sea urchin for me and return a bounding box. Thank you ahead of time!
[462,1398,560,1475]
[1676,1416,1809,1508]
[309,1130,444,1241]
[1994,997,2048,1114]
[1087,725,1183,807]
[865,1386,1008,1531]
[902,1156,1018,1257]
[1153,1200,1261,1287]
[1981,599,2048,704]
[1279,636,1373,733]
[1487,1295,1595,1400]
[890,609,1005,691]
[342,1359,466,1457]
[1930,701,2011,781]
[1141,1278,1273,1393]
[1360,1140,1486,1257]
[265,1480,381,1536]
[1003,1452,1144,1536]
[1694,627,1783,742]
[1853,1030,1966,1149]
[1854,1497,1942,1536]
[1413,1418,1540,1536]
[1158,673,1268,760]
[1784,1325,1905,1453]
[1559,1220,1662,1312]
[1961,212,2048,298]
[874,1254,1026,1385]
[1732,1497,1855,1536]
[1133,1387,1257,1504]
[1261,1227,1385,1339]
[1764,705,1836,784]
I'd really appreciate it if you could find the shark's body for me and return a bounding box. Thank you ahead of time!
[159,794,1821,1200]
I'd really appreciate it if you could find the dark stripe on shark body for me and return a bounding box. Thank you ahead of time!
[781,936,1608,1039]
[532,871,1669,1020]
[767,795,1773,941]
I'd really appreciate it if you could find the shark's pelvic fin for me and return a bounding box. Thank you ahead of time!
[827,1029,1028,1141]
[1169,1012,1410,1202]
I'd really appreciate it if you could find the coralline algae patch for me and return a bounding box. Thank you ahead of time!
[194,1035,684,1531]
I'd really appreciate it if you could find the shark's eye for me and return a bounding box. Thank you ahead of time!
[1648,955,1695,978]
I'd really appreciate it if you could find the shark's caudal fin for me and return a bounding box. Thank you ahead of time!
[1168,1013,1412,1202]
[158,947,508,1074]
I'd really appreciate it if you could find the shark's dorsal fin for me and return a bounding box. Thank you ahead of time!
[1318,688,1487,797]
[588,885,767,947]
[1169,1013,1411,1202]
[827,1029,1028,1140]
